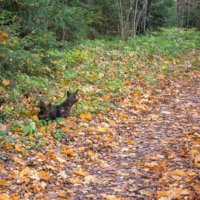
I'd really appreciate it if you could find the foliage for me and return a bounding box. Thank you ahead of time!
[0,27,200,199]
[0,7,59,101]
[148,0,176,30]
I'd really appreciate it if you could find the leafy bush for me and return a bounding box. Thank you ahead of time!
[0,9,58,101]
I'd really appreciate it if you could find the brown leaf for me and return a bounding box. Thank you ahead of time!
[188,191,200,200]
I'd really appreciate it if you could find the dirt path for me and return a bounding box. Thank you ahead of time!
[67,73,200,199]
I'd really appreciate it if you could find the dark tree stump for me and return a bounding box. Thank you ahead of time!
[38,89,79,120]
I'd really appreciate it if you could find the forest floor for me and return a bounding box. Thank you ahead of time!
[0,29,200,199]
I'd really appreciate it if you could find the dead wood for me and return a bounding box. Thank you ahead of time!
[38,89,79,120]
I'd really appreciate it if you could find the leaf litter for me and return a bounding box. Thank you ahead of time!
[0,34,200,199]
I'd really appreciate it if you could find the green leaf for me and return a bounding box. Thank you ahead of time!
[79,123,89,127]
[53,133,62,139]
[30,122,36,131]
[5,138,15,143]
[24,125,32,136]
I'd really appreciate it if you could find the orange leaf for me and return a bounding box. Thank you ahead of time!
[110,141,118,147]
[65,149,75,156]
[80,113,92,121]
[0,194,10,200]
[156,191,168,198]
[15,144,23,152]
[0,32,8,45]
[69,177,80,183]
[72,168,85,176]
[5,142,12,148]
[2,80,10,86]
[195,155,200,166]
[149,114,160,120]
[123,81,132,86]
[11,193,20,200]
[31,115,38,120]
[0,180,9,186]
[144,162,157,168]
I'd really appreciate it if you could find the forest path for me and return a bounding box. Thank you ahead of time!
[67,72,200,199]
[1,64,200,200]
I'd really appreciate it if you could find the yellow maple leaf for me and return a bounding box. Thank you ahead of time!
[31,115,38,120]
[97,127,107,132]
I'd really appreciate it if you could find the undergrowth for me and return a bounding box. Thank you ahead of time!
[1,28,200,123]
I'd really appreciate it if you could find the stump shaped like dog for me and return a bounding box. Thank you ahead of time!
[38,89,78,120]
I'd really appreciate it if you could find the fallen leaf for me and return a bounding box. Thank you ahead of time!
[84,175,98,184]
[69,177,80,183]
[195,155,200,166]
[0,124,7,131]
[0,180,9,186]
[0,194,10,200]
[72,168,85,176]
[97,127,107,132]
[58,171,68,179]
[56,157,66,163]
[156,191,168,198]
[80,113,92,121]
[2,80,10,86]
[15,144,23,152]
[150,114,160,120]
